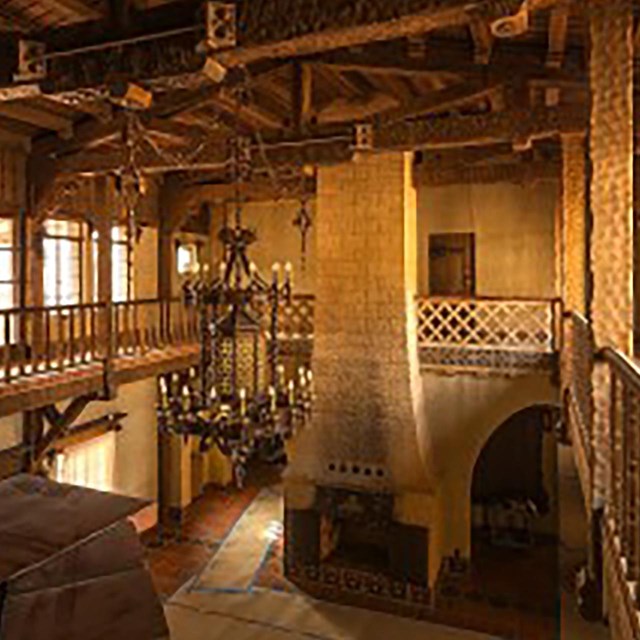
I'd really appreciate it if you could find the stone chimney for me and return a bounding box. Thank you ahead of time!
[285,153,441,600]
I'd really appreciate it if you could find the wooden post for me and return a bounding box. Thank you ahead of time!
[95,177,115,396]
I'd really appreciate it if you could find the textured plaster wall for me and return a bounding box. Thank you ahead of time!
[417,181,558,298]
[71,377,159,502]
[209,199,316,294]
[422,372,559,557]
[0,415,21,450]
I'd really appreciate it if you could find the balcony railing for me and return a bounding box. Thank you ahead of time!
[416,296,561,372]
[562,311,595,505]
[562,313,640,639]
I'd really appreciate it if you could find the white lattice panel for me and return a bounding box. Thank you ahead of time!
[416,297,556,354]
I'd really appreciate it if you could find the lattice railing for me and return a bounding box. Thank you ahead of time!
[416,296,560,371]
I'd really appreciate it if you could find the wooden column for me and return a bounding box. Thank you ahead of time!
[94,177,115,394]
[561,133,587,315]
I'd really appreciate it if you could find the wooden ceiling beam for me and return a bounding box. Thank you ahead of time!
[378,80,503,123]
[0,0,564,100]
[469,16,494,65]
[547,2,570,69]
[317,93,398,125]
[49,0,103,19]
[376,104,587,150]
[56,103,587,176]
[415,159,560,186]
[0,102,73,137]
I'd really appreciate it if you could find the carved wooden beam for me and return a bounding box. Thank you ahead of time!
[378,80,502,123]
[0,0,565,100]
[32,394,97,470]
[469,15,494,65]
[547,2,570,69]
[375,104,587,150]
[56,128,353,175]
[318,39,586,84]
[415,159,560,186]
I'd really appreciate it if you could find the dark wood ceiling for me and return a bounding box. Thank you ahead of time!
[0,0,615,188]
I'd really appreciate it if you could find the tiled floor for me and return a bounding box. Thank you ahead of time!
[142,481,259,601]
[144,463,609,639]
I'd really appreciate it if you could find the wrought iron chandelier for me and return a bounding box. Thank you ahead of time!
[156,113,313,486]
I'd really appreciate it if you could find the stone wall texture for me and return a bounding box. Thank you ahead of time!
[290,152,430,493]
[589,0,634,501]
[561,134,587,315]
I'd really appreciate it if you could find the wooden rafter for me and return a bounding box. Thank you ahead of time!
[56,103,587,175]
[547,2,570,69]
[378,80,503,123]
[0,0,569,100]
[469,15,494,65]
[0,102,73,136]
[48,0,103,19]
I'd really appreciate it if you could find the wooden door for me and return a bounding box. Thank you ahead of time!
[429,233,476,296]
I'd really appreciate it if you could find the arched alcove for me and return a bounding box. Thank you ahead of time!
[447,405,560,617]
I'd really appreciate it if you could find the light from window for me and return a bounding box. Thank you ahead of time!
[0,219,15,345]
[0,219,15,311]
[112,226,132,302]
[53,430,116,492]
[43,219,83,307]
[177,243,199,276]
[91,226,133,302]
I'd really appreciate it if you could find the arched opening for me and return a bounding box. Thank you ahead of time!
[472,405,558,615]
[438,405,560,636]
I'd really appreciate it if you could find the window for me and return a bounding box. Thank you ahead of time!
[53,431,116,492]
[111,226,133,302]
[43,219,84,306]
[0,218,16,310]
[177,242,200,276]
[91,225,134,302]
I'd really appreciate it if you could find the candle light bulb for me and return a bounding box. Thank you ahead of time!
[219,261,226,280]
[239,388,247,416]
[210,386,218,401]
[268,385,276,412]
[272,262,280,283]
[181,385,191,411]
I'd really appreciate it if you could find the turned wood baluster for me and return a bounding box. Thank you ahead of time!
[90,305,97,362]
[627,385,640,582]
[622,381,634,573]
[610,371,620,534]
[45,309,51,371]
[57,311,65,372]
[3,312,11,381]
[69,308,76,365]
[80,306,88,363]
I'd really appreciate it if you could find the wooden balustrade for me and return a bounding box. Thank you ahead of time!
[0,303,104,381]
[602,349,640,588]
[113,298,201,356]
[562,311,595,503]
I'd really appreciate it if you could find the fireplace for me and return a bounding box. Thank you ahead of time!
[285,485,431,613]
[284,154,437,616]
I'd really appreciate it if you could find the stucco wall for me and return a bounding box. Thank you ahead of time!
[209,199,316,294]
[417,181,558,298]
[422,372,559,557]
[69,377,159,501]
